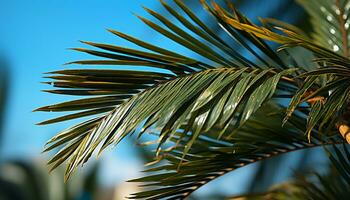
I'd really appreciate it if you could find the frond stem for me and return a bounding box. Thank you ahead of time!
[336,0,349,57]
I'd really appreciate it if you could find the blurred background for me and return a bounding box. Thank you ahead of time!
[0,0,330,199]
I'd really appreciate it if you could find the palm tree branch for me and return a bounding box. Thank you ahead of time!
[128,104,344,199]
[38,66,297,180]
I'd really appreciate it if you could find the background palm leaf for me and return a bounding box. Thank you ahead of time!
[229,144,350,200]
[297,0,350,57]
[128,104,344,199]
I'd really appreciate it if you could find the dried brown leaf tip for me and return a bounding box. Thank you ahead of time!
[306,96,325,104]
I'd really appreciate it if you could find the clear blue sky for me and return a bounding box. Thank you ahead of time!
[0,0,328,196]
[0,0,162,187]
[0,0,165,156]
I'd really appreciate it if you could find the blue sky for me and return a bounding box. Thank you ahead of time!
[0,0,329,196]
[0,0,165,155]
[0,0,162,187]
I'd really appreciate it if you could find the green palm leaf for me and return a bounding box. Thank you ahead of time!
[40,67,296,180]
[128,104,342,199]
[214,2,350,142]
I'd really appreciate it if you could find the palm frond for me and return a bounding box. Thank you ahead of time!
[285,68,350,141]
[229,144,350,200]
[214,2,350,63]
[128,104,342,199]
[297,0,350,57]
[39,67,296,180]
[212,2,350,142]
